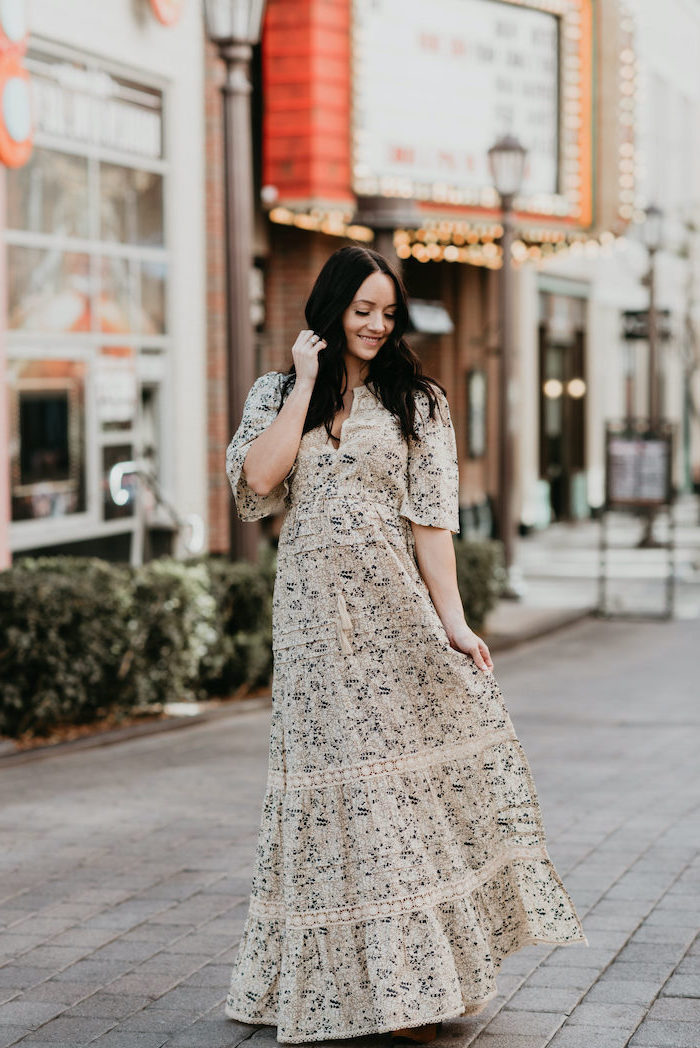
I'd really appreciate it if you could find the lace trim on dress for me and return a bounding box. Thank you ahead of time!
[248,841,551,928]
[266,725,517,791]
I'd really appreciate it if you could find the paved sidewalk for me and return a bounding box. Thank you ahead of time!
[483,602,592,652]
[513,495,700,619]
[1,617,699,1048]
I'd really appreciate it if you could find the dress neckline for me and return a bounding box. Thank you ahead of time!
[328,385,368,450]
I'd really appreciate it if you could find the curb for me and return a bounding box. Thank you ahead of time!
[0,695,274,768]
[1,608,594,768]
[484,605,594,653]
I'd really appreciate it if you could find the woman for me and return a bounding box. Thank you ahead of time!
[224,246,587,1045]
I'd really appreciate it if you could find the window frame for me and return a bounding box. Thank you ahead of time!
[7,40,172,551]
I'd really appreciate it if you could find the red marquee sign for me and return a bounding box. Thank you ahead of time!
[262,0,354,209]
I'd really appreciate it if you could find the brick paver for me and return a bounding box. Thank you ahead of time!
[1,617,699,1047]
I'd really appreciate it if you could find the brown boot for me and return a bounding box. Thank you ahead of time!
[390,1022,442,1043]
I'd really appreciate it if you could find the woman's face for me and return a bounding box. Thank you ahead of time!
[341,272,397,368]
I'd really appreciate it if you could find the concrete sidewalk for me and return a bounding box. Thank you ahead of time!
[1,616,698,1048]
[483,601,593,653]
[512,495,700,620]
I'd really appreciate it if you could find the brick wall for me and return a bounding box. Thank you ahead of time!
[262,225,355,371]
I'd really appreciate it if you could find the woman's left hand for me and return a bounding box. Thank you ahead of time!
[447,625,494,673]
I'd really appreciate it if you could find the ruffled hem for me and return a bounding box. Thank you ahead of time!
[224,851,588,1044]
[225,928,583,1045]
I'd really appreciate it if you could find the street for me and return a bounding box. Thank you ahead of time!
[1,617,699,1048]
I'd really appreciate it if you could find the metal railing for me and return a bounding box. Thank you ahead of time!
[109,459,205,567]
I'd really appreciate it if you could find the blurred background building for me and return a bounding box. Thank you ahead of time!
[2,0,206,564]
[1,0,699,564]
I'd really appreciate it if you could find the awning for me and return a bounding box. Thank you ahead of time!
[407,299,454,335]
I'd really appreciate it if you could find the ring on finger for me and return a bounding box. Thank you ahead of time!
[310,333,319,343]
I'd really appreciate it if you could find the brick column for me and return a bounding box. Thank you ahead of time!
[204,39,231,555]
[263,226,353,370]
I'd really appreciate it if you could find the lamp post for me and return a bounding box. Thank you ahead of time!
[643,203,663,428]
[488,134,527,597]
[204,0,266,562]
[638,202,664,548]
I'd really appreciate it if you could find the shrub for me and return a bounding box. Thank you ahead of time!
[453,538,506,632]
[0,558,133,737]
[198,556,274,694]
[0,553,278,738]
[122,558,220,708]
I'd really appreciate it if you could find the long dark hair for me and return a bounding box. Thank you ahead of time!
[278,245,448,442]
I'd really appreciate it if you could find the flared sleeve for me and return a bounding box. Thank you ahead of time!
[398,385,460,533]
[225,370,296,522]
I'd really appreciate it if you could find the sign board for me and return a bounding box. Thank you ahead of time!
[605,427,673,507]
[25,51,163,160]
[95,355,137,426]
[622,309,672,341]
[352,0,564,206]
[0,54,32,166]
[0,0,28,47]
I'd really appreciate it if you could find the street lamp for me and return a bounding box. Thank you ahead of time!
[488,134,527,597]
[203,0,265,40]
[639,202,665,548]
[643,203,664,428]
[203,0,266,562]
[488,134,528,204]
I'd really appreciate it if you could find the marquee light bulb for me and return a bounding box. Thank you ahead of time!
[543,379,564,399]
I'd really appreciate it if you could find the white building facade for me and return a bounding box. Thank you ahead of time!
[517,0,700,530]
[4,0,207,560]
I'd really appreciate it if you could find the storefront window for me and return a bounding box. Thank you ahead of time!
[99,256,133,333]
[7,247,91,331]
[9,360,86,521]
[6,147,89,238]
[6,47,169,551]
[100,163,164,246]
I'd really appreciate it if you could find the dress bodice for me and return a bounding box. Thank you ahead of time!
[226,370,461,535]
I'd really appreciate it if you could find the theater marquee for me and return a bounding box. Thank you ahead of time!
[351,0,593,226]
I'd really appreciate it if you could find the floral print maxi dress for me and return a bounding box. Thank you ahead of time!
[224,370,588,1044]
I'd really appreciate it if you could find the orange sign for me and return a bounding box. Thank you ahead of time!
[263,0,354,209]
[0,55,33,167]
[150,0,184,25]
[0,0,28,51]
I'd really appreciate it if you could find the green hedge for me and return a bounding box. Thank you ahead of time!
[0,559,133,738]
[0,555,276,738]
[453,538,506,632]
[0,539,503,738]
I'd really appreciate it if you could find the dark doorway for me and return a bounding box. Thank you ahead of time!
[538,293,587,521]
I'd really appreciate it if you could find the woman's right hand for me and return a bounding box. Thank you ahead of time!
[292,329,327,388]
